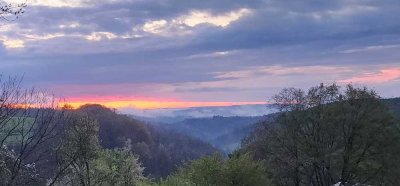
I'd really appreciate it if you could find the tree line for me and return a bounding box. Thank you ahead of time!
[241,84,400,185]
[144,84,400,186]
[0,76,219,185]
[2,2,400,185]
[1,74,400,186]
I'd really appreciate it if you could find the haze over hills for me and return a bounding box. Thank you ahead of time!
[124,104,277,123]
[2,0,400,184]
[127,104,278,153]
[129,98,400,154]
[154,116,267,153]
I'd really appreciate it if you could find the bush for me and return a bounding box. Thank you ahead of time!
[153,153,272,186]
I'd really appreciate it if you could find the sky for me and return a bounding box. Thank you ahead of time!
[0,0,399,109]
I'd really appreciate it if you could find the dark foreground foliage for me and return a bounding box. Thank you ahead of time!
[242,84,400,186]
[1,79,400,186]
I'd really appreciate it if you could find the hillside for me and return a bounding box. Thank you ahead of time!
[153,116,265,153]
[67,98,400,178]
[77,105,219,178]
[142,98,400,154]
[385,97,400,118]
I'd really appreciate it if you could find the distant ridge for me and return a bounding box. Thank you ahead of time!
[122,104,277,121]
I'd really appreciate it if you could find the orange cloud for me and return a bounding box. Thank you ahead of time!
[60,97,265,110]
[339,68,400,84]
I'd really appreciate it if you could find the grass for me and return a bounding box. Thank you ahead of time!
[0,117,35,144]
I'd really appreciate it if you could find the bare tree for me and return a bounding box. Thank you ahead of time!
[0,75,67,185]
[0,0,26,21]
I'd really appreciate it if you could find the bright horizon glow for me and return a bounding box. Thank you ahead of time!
[60,97,266,110]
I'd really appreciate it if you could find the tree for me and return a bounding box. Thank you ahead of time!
[157,153,272,186]
[50,112,146,186]
[0,0,26,21]
[91,148,145,186]
[0,75,67,185]
[243,83,400,185]
[224,153,273,186]
[50,112,100,186]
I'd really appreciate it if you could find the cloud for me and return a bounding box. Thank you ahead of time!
[0,0,400,107]
[339,68,400,84]
[1,38,25,48]
[58,22,80,29]
[7,0,129,8]
[6,0,86,8]
[85,31,118,41]
[178,8,251,28]
[141,19,169,34]
[339,44,400,54]
[214,65,352,79]
[3,0,400,57]
[168,65,356,101]
[184,50,236,59]
[311,4,378,19]
[136,8,251,36]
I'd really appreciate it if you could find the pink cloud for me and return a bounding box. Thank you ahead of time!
[339,68,400,84]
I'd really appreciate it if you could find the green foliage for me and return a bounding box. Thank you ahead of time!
[0,117,34,144]
[53,112,147,186]
[0,146,41,185]
[243,84,400,185]
[2,80,399,186]
[91,148,145,186]
[54,113,101,186]
[177,154,224,185]
[224,154,272,186]
[152,153,272,186]
[78,104,218,178]
[61,112,100,166]
[384,97,400,119]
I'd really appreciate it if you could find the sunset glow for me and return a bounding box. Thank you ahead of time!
[60,98,265,110]
[1,0,400,112]
[339,68,400,84]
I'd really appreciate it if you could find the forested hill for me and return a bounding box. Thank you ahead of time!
[384,97,400,117]
[67,98,400,179]
[77,105,219,178]
[137,98,400,154]
[148,116,266,153]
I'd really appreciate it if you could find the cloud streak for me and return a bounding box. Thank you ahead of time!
[340,68,400,84]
